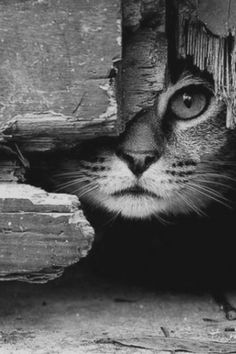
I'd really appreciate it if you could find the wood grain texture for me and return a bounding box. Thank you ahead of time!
[0,90,117,152]
[96,335,236,353]
[198,0,236,37]
[121,0,167,126]
[0,184,94,283]
[0,0,121,147]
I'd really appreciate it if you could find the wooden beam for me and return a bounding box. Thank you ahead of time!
[0,0,121,151]
[121,0,167,127]
[0,100,117,152]
[0,184,94,283]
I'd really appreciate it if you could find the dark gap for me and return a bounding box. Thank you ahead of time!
[165,0,178,83]
[24,142,236,293]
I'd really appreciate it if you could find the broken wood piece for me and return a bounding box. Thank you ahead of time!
[0,98,118,153]
[0,184,94,283]
[0,0,121,147]
[174,0,236,128]
[96,335,236,353]
[121,0,167,126]
[198,0,236,37]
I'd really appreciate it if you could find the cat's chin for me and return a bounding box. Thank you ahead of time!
[83,193,184,219]
[82,191,210,219]
[105,196,164,219]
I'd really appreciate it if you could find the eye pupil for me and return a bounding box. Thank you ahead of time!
[183,93,193,108]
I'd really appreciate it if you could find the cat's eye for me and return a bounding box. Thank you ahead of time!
[169,85,212,120]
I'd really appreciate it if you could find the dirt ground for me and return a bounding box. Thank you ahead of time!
[0,262,236,354]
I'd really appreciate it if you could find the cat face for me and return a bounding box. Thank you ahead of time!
[55,72,236,219]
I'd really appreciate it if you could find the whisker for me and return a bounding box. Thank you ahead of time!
[177,192,206,217]
[77,185,99,198]
[101,211,121,228]
[187,184,232,209]
[153,212,172,226]
[55,179,93,191]
[189,182,231,202]
[54,172,92,177]
[191,178,235,190]
[201,160,236,166]
[55,176,92,182]
[195,172,236,182]
[57,177,92,185]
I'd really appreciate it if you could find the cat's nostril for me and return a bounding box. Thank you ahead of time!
[116,149,124,159]
[144,155,156,167]
[116,150,134,164]
[116,149,158,177]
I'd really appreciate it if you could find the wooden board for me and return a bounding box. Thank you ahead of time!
[121,0,167,126]
[0,0,121,151]
[0,184,94,283]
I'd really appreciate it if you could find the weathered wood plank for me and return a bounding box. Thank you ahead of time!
[0,0,121,149]
[0,184,94,283]
[96,335,236,353]
[121,0,167,127]
[0,86,117,152]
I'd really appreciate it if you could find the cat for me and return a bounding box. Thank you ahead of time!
[29,67,236,290]
[53,70,236,222]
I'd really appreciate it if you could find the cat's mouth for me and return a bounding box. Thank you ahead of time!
[111,185,161,199]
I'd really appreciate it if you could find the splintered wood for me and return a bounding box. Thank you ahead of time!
[0,184,94,283]
[0,0,121,152]
[121,0,167,126]
[176,0,236,128]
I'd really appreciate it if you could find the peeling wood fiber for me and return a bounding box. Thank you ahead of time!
[121,0,167,126]
[176,0,236,128]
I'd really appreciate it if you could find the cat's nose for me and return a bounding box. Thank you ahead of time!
[116,150,158,177]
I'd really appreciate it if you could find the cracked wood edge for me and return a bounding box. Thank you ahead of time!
[121,0,167,127]
[175,0,236,128]
[0,183,94,283]
[0,80,119,152]
[0,0,121,149]
[95,335,236,353]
